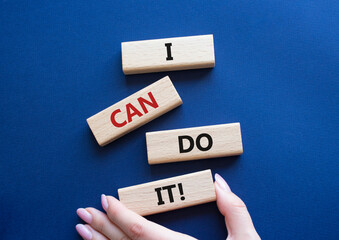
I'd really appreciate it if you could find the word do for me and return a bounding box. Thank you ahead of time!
[178,133,213,153]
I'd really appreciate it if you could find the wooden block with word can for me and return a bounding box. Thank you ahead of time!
[122,34,215,75]
[118,169,216,216]
[146,123,243,164]
[87,76,182,146]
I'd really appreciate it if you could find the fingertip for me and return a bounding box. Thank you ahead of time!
[106,195,122,206]
[215,186,258,238]
[214,173,231,192]
[85,207,95,211]
[215,184,228,216]
[101,194,108,211]
[106,195,118,200]
[76,224,92,240]
[102,195,125,214]
[77,208,92,224]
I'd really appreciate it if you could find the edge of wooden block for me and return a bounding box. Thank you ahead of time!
[123,63,214,75]
[117,169,213,193]
[86,118,105,147]
[122,34,215,75]
[117,169,216,215]
[86,76,182,146]
[145,132,152,164]
[237,122,244,155]
[146,122,243,164]
[210,34,215,67]
[121,34,213,45]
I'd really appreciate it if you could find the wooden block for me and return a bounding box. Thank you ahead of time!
[118,170,216,216]
[122,34,215,75]
[87,76,182,146]
[146,123,243,164]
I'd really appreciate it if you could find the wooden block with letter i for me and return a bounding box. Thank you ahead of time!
[146,123,243,164]
[87,76,182,146]
[122,34,215,75]
[118,169,216,216]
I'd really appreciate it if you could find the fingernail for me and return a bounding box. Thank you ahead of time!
[76,208,92,224]
[101,194,108,211]
[76,224,92,240]
[215,173,231,192]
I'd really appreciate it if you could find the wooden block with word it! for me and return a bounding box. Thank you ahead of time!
[118,170,216,216]
[146,123,243,165]
[121,34,215,75]
[87,76,182,146]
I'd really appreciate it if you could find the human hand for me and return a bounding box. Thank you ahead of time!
[76,174,260,240]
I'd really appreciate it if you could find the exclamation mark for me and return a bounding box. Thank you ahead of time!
[178,183,185,201]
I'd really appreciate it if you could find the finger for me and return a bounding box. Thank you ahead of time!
[76,224,109,240]
[101,194,196,240]
[214,173,260,239]
[77,207,131,240]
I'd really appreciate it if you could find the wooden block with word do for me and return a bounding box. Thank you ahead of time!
[121,34,215,75]
[146,123,243,164]
[118,169,216,216]
[87,76,182,146]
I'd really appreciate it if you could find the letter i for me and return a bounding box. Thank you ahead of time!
[165,43,173,61]
[155,187,165,205]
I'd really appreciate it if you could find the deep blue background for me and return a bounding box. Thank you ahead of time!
[1,1,338,239]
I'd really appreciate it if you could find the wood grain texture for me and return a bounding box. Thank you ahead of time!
[146,123,243,164]
[118,170,216,216]
[87,76,182,146]
[122,34,215,75]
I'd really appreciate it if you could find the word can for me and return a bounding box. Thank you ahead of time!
[87,76,182,146]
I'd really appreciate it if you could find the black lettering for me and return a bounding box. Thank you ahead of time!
[178,135,194,153]
[196,133,213,151]
[165,43,173,60]
[162,184,176,203]
[155,187,165,205]
[178,183,185,201]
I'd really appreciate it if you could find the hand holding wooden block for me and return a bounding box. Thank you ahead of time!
[118,170,216,216]
[87,76,182,146]
[146,123,243,164]
[122,34,215,75]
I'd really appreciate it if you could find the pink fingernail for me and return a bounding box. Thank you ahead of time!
[76,208,92,224]
[215,173,231,192]
[76,224,92,240]
[101,194,108,211]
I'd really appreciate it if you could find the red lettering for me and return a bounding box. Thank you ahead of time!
[110,92,159,128]
[137,92,159,114]
[111,109,127,128]
[126,103,143,123]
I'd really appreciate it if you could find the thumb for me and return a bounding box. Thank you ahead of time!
[214,174,260,240]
